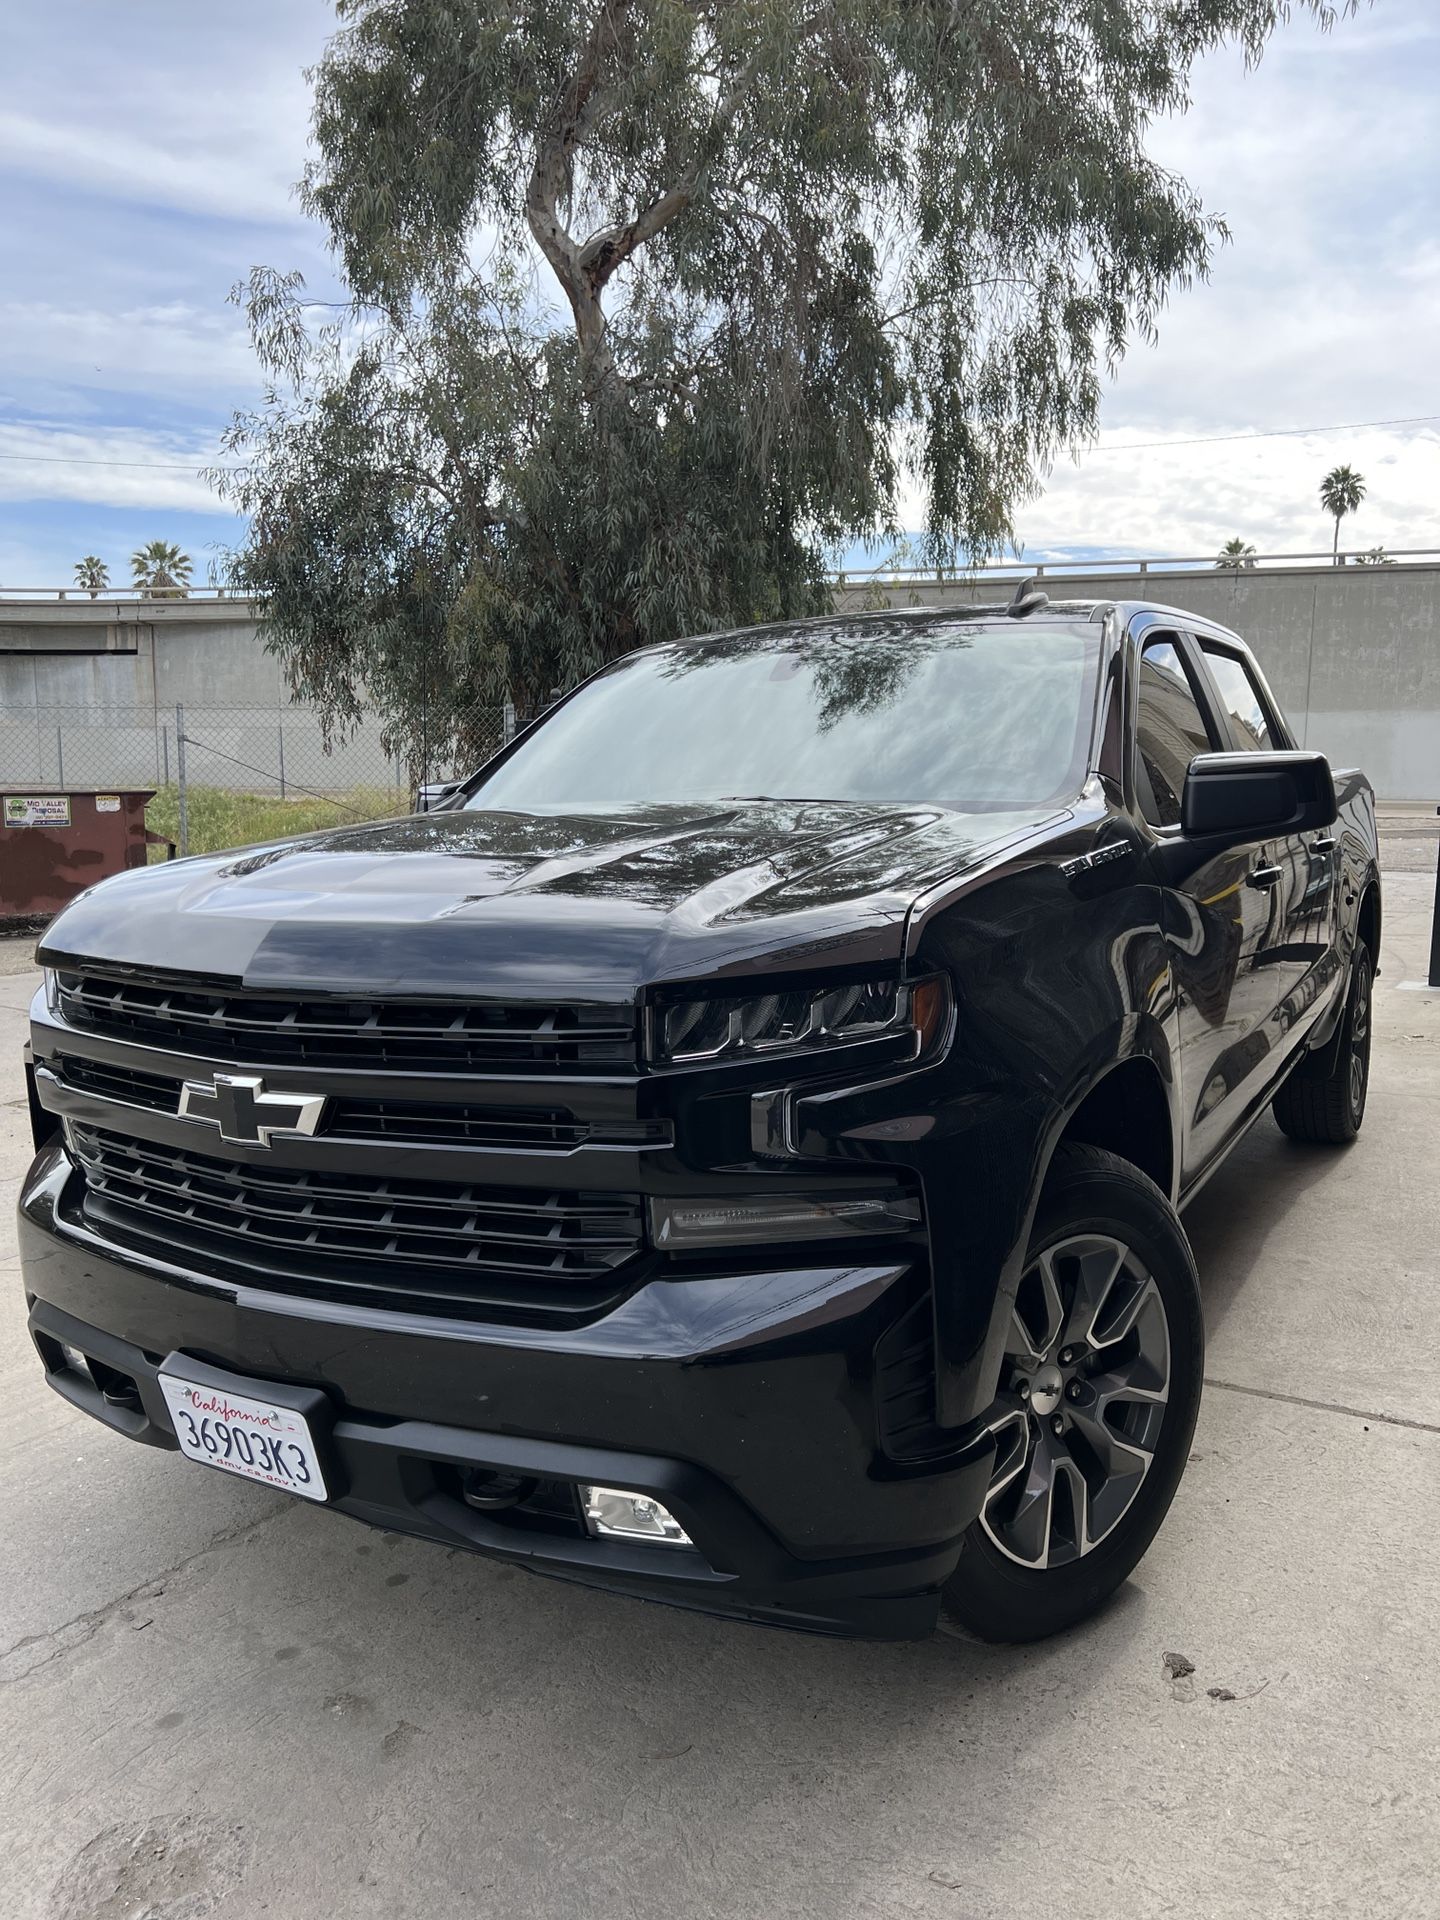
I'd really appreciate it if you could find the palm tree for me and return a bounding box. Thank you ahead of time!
[1355,547,1395,567]
[130,540,193,598]
[1215,538,1257,570]
[73,555,109,598]
[1319,465,1366,563]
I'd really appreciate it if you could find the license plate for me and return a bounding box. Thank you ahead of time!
[159,1371,329,1502]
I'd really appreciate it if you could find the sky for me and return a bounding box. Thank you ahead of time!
[1,0,1437,587]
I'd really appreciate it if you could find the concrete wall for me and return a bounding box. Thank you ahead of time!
[0,600,400,795]
[0,599,288,711]
[836,563,1440,801]
[5,566,1438,799]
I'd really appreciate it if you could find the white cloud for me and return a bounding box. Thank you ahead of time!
[0,300,258,406]
[1112,23,1440,436]
[1,0,331,228]
[0,109,305,229]
[1018,423,1440,561]
[891,2,1440,556]
[0,425,230,515]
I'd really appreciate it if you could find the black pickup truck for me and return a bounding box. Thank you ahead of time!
[18,591,1380,1641]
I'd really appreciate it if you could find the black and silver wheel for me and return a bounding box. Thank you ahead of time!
[1273,944,1372,1145]
[941,1143,1203,1643]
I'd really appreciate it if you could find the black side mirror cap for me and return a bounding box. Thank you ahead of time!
[1181,751,1338,841]
[415,779,464,814]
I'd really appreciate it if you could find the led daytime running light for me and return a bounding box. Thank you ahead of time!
[653,974,948,1065]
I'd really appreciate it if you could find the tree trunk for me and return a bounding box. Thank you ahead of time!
[1332,514,1340,564]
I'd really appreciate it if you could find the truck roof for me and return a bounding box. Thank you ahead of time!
[662,592,1249,657]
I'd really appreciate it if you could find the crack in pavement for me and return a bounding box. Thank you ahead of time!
[0,1502,287,1687]
[0,1374,1430,1687]
[1205,1374,1440,1436]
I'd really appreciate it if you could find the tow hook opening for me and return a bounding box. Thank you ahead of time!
[33,1330,143,1411]
[459,1468,539,1512]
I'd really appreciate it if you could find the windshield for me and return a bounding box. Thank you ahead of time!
[468,619,1099,813]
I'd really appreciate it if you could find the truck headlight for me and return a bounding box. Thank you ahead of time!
[648,974,950,1066]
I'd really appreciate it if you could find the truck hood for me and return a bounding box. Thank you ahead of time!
[40,800,1065,1001]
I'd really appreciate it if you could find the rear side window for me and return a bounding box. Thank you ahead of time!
[1135,639,1215,828]
[1201,646,1277,752]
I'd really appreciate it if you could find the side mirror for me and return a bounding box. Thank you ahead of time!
[415,778,464,814]
[1181,751,1337,842]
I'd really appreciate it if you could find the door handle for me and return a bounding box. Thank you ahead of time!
[1247,864,1283,889]
[1311,836,1337,853]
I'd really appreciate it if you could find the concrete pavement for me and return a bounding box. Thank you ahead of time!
[1,878,1438,1920]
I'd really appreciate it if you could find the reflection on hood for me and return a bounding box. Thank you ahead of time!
[41,797,1067,1001]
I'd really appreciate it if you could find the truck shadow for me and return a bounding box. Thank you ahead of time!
[1180,1111,1357,1339]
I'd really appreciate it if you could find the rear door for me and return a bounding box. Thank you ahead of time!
[1131,629,1293,1184]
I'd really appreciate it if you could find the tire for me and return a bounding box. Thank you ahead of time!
[1272,945,1373,1146]
[940,1143,1204,1644]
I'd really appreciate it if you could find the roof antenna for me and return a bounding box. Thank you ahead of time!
[1008,576,1050,618]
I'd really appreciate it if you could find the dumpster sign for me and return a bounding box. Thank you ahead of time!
[4,795,72,829]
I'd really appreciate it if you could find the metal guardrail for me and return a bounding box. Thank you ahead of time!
[831,547,1440,584]
[4,548,1440,602]
[0,587,251,603]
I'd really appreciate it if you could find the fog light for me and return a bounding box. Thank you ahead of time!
[581,1486,692,1547]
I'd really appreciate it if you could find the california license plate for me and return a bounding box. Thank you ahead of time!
[159,1370,329,1502]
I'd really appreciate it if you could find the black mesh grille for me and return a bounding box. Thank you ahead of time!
[70,1125,644,1308]
[54,970,636,1071]
[325,1098,591,1148]
[54,1053,176,1113]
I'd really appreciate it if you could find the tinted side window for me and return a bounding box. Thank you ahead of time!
[1135,640,1215,828]
[1202,647,1276,752]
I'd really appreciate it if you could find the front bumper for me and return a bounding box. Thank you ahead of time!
[19,1145,995,1639]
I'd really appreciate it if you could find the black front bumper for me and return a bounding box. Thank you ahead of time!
[19,1146,996,1639]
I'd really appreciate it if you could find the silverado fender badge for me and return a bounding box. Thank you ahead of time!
[1060,841,1133,880]
[178,1074,327,1146]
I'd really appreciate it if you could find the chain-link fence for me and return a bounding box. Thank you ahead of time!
[1,704,508,858]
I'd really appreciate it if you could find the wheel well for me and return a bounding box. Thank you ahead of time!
[1057,1059,1173,1199]
[1357,882,1381,964]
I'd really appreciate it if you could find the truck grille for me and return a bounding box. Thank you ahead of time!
[53,969,637,1072]
[50,1054,654,1153]
[70,1125,645,1312]
[54,1053,175,1114]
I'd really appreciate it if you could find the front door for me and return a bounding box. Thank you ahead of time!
[1194,638,1340,1031]
[1132,632,1293,1185]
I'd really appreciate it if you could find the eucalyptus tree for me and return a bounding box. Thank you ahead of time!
[215,0,1355,758]
[1320,464,1366,562]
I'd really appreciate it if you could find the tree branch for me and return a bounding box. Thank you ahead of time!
[575,51,763,291]
[881,277,1051,327]
[524,1,636,380]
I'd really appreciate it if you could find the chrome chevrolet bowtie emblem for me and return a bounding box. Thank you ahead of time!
[178,1074,326,1146]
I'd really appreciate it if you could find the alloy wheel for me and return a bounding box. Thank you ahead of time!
[980,1234,1171,1570]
